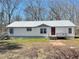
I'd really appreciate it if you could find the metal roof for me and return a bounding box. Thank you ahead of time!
[7,20,75,27]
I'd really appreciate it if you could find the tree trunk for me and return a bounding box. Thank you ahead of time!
[8,14,11,24]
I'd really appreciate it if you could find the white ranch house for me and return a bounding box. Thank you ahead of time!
[7,20,75,38]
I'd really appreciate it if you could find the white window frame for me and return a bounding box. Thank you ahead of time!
[9,28,14,34]
[27,27,32,31]
[40,28,47,34]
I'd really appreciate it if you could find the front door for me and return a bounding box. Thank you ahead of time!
[51,27,55,35]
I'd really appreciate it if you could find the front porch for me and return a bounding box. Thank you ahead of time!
[46,33,74,40]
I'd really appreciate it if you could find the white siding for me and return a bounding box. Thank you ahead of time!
[8,27,50,37]
[55,27,75,37]
[67,27,75,37]
[8,26,75,37]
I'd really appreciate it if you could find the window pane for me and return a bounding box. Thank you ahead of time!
[27,28,32,31]
[40,29,43,34]
[10,28,13,34]
[69,28,72,34]
[44,28,46,33]
[40,28,47,34]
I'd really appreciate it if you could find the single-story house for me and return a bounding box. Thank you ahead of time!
[6,20,75,38]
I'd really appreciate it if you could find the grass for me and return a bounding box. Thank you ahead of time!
[0,38,79,59]
[6,38,49,43]
[1,38,79,46]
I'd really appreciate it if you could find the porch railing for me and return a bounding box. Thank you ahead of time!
[56,33,67,37]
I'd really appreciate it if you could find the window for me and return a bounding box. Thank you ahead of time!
[69,28,72,34]
[27,28,32,31]
[40,29,43,33]
[9,28,13,34]
[40,28,47,34]
[44,28,46,33]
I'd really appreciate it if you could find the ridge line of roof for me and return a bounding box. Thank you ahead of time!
[14,20,70,22]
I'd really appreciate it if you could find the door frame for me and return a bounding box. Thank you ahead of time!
[51,27,55,35]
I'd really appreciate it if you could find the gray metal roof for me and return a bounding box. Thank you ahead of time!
[7,20,75,27]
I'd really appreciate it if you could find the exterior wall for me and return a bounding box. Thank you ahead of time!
[7,27,50,37]
[7,26,75,37]
[55,27,75,37]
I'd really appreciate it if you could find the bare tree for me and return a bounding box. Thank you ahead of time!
[24,0,45,21]
[0,0,21,24]
[14,15,22,21]
[0,8,4,32]
[48,0,62,20]
[48,0,79,24]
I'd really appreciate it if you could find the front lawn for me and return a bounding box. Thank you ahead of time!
[7,38,49,43]
[15,38,48,43]
[0,38,79,59]
[1,38,79,46]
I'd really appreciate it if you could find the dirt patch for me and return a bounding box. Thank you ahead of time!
[49,40,66,46]
[0,41,79,59]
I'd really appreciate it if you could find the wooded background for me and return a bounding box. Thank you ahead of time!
[0,0,79,34]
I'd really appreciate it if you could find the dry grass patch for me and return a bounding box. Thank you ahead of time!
[0,38,79,59]
[49,40,66,46]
